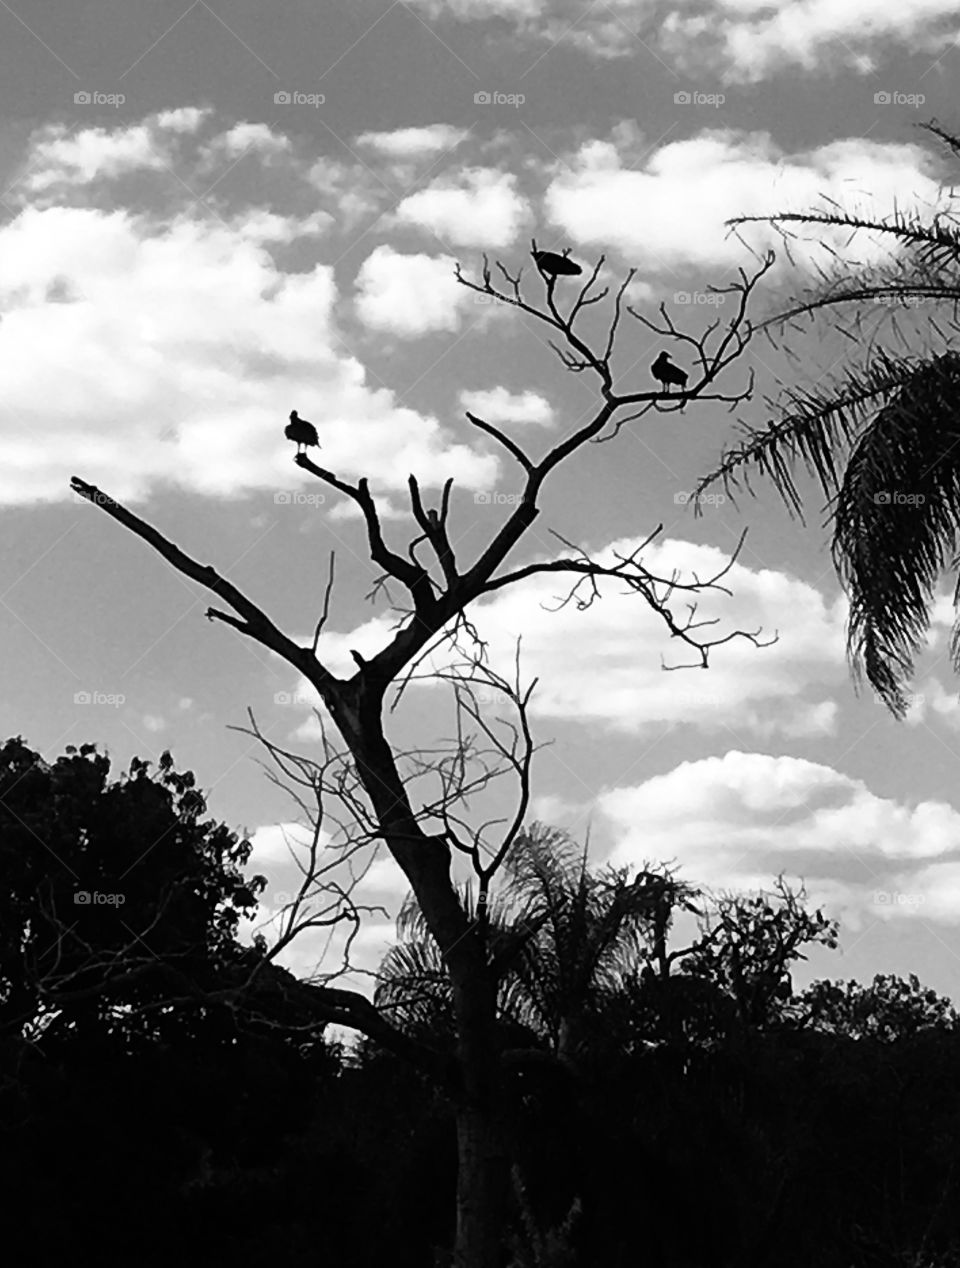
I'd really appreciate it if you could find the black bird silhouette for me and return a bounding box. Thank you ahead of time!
[285,409,320,454]
[651,352,688,393]
[533,249,583,279]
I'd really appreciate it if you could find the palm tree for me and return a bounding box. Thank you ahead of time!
[695,120,960,717]
[374,823,695,1067]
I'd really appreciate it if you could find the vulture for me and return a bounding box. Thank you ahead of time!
[651,352,688,393]
[533,249,583,279]
[285,410,320,454]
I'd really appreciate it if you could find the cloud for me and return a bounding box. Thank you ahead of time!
[154,107,212,134]
[355,125,470,157]
[354,245,474,335]
[403,0,959,81]
[391,168,530,248]
[663,0,960,84]
[288,537,846,738]
[207,121,291,159]
[601,749,960,924]
[545,130,945,273]
[0,121,500,505]
[459,387,554,425]
[19,123,168,193]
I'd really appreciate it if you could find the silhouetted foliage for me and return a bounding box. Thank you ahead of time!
[3,736,959,1266]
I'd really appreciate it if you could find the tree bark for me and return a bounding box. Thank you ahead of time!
[454,1097,509,1268]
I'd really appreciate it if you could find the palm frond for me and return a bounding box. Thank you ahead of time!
[695,350,932,519]
[832,351,960,713]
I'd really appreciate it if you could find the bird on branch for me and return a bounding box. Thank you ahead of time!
[532,249,583,280]
[285,410,320,454]
[651,352,688,394]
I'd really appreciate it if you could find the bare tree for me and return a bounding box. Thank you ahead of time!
[70,243,773,1268]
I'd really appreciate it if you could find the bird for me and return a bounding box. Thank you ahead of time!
[651,352,688,394]
[285,410,320,455]
[532,249,583,280]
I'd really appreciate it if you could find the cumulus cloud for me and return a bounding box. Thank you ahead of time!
[459,387,554,425]
[601,750,960,925]
[283,537,846,738]
[19,123,168,193]
[0,122,499,505]
[353,245,474,335]
[403,0,959,82]
[355,125,470,156]
[545,130,945,273]
[391,169,530,248]
[207,121,291,159]
[663,0,960,84]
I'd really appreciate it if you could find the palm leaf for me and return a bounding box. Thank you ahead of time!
[832,351,960,713]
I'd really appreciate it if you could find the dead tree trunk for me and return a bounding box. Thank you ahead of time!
[69,242,775,1268]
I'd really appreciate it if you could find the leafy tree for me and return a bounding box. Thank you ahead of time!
[682,874,839,1031]
[796,972,958,1040]
[0,736,266,1049]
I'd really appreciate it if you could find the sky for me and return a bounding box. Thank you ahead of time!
[2,0,960,1009]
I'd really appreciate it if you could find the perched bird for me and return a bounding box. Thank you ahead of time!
[533,249,583,279]
[651,352,688,393]
[285,410,320,454]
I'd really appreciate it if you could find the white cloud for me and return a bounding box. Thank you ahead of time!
[290,537,846,738]
[154,107,212,134]
[20,123,167,193]
[142,714,167,732]
[403,0,959,81]
[209,121,292,159]
[355,125,470,156]
[601,749,960,924]
[459,387,554,425]
[392,168,529,248]
[0,122,500,505]
[545,130,945,273]
[354,245,473,335]
[665,0,960,84]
